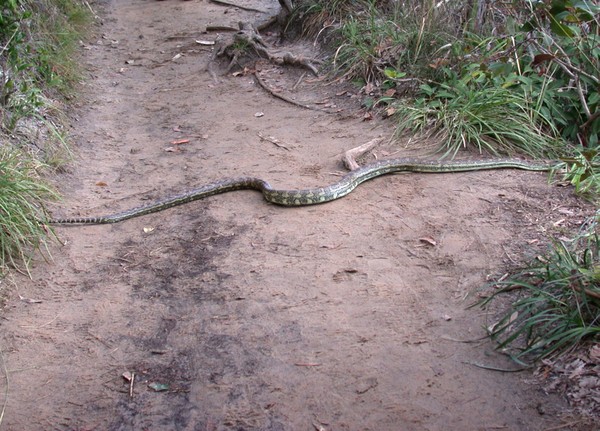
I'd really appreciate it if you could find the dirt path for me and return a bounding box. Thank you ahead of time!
[0,0,596,429]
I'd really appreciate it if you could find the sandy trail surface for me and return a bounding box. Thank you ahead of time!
[0,0,595,429]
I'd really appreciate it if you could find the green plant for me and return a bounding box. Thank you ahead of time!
[477,224,600,365]
[1,0,89,131]
[392,72,561,158]
[0,0,88,271]
[293,0,459,86]
[515,0,599,147]
[452,0,599,147]
[0,148,56,272]
[558,148,600,200]
[28,0,90,95]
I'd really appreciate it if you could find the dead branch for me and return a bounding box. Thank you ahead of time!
[205,25,238,32]
[208,0,266,13]
[257,132,290,151]
[342,137,384,170]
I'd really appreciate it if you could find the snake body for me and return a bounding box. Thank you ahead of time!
[50,158,555,224]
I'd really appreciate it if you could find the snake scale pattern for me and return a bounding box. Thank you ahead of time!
[50,158,555,225]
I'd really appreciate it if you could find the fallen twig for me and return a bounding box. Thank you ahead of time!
[257,132,290,151]
[0,347,8,426]
[129,372,135,398]
[83,0,99,20]
[462,361,529,372]
[205,25,238,32]
[440,335,489,343]
[208,0,266,13]
[292,72,306,91]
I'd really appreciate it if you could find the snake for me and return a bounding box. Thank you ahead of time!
[49,158,556,225]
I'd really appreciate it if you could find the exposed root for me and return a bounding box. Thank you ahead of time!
[342,137,385,170]
[208,20,321,76]
[254,71,322,111]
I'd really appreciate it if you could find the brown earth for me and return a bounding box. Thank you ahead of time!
[0,0,597,430]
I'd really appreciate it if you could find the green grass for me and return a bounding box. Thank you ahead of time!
[294,1,598,163]
[0,0,91,272]
[334,3,455,83]
[28,0,91,96]
[0,148,57,272]
[477,221,600,365]
[392,80,561,159]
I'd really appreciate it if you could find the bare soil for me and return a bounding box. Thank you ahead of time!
[0,0,597,429]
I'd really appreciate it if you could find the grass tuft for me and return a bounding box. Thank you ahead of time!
[477,218,600,365]
[0,148,56,272]
[392,80,561,159]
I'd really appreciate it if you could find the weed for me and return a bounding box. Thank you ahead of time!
[0,0,89,271]
[392,75,561,158]
[477,219,600,365]
[0,148,56,272]
[558,148,600,201]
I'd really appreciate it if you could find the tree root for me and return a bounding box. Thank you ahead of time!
[254,72,322,111]
[208,21,321,76]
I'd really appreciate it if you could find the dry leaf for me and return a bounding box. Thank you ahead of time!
[532,53,555,66]
[419,237,437,246]
[363,82,375,94]
[96,181,108,187]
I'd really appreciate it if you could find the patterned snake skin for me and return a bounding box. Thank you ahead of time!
[50,158,555,224]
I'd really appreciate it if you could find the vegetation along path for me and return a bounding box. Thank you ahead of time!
[0,0,597,429]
